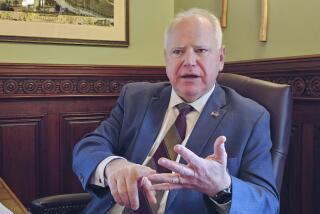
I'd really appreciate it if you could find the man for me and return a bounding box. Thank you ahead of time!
[73,8,279,214]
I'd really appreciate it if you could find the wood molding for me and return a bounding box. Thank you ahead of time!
[0,55,319,100]
[0,64,167,98]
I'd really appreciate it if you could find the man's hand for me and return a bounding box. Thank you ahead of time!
[148,136,231,197]
[105,159,156,210]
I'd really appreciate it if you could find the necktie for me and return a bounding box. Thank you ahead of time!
[130,103,194,214]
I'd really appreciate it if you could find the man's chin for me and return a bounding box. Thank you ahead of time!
[178,90,202,102]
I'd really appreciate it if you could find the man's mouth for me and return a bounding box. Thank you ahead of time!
[181,75,200,79]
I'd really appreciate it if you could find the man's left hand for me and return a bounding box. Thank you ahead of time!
[148,136,231,197]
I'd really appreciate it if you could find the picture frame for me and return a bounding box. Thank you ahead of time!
[0,0,128,46]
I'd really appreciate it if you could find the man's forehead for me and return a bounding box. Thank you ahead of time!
[169,19,215,38]
[173,19,211,32]
[169,44,211,49]
[167,31,216,48]
[165,16,219,50]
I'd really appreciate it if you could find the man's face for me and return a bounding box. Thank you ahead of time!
[165,16,225,102]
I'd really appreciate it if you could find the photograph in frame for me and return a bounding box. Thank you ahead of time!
[0,0,128,46]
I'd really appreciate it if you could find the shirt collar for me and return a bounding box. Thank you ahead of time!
[168,84,215,113]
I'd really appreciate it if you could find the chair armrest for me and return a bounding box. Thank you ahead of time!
[30,193,91,214]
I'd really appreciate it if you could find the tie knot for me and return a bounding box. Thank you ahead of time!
[176,103,194,116]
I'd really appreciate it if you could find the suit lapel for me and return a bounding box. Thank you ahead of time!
[166,84,228,209]
[185,85,227,159]
[131,85,171,164]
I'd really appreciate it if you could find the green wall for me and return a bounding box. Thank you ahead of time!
[0,0,174,65]
[175,0,320,61]
[2,0,319,65]
[175,0,219,14]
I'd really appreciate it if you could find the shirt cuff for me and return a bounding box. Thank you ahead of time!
[90,156,126,187]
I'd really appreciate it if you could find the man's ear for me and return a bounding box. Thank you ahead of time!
[219,47,226,71]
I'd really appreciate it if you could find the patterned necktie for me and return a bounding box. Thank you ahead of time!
[129,103,194,214]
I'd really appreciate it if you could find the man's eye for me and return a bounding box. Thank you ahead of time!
[172,49,184,55]
[195,49,208,54]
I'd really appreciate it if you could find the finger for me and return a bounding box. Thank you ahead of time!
[213,136,227,165]
[118,177,131,208]
[148,173,183,185]
[150,183,187,191]
[141,177,157,204]
[109,178,124,205]
[158,158,195,177]
[125,176,139,210]
[136,164,157,177]
[174,145,202,167]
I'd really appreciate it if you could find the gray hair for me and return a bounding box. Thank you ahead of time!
[164,8,223,49]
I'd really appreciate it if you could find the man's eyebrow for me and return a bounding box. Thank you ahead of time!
[193,45,210,48]
[171,46,185,49]
[169,47,185,52]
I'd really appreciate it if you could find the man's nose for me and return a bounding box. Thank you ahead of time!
[183,50,197,67]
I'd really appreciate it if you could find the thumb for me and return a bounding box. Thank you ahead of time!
[213,136,227,165]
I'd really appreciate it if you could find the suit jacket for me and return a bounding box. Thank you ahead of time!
[73,82,279,214]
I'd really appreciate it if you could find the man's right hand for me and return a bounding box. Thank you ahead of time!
[105,159,157,210]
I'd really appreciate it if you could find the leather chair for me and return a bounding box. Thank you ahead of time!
[30,73,292,214]
[217,73,292,191]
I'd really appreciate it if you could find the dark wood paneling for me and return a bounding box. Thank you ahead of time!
[315,124,320,214]
[0,64,166,98]
[0,115,45,204]
[280,124,301,214]
[60,112,108,193]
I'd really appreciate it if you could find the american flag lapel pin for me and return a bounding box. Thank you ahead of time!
[211,111,220,118]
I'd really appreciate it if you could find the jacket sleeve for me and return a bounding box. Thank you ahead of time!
[72,84,127,194]
[229,111,280,214]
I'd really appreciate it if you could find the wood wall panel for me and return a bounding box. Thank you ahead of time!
[315,124,320,214]
[0,56,319,213]
[0,115,44,205]
[279,124,301,214]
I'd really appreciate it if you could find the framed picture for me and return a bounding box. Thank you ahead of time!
[0,0,128,46]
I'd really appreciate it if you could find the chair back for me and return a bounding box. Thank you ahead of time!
[217,73,292,191]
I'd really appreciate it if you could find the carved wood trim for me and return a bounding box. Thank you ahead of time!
[0,64,167,98]
[0,54,319,100]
